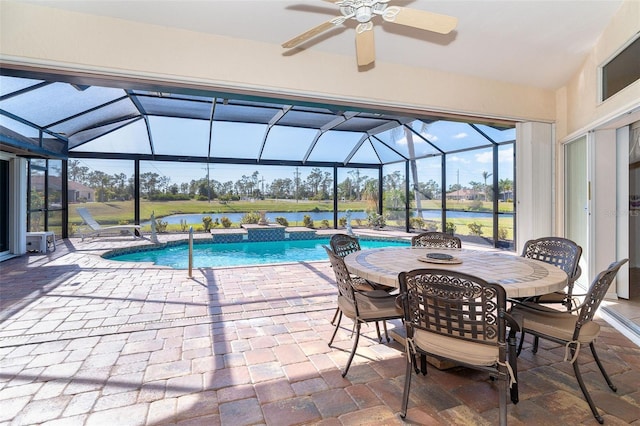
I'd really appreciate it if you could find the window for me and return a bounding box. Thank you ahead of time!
[601,34,640,101]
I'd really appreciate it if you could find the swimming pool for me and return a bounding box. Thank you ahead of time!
[107,238,410,269]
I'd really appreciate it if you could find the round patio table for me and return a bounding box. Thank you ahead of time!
[343,246,568,298]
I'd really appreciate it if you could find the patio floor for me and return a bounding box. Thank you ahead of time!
[1,235,639,425]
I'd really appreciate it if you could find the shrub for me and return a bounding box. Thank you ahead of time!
[220,216,232,228]
[446,221,456,235]
[275,217,289,226]
[469,199,484,211]
[154,219,168,233]
[180,219,188,232]
[148,193,191,201]
[202,216,213,232]
[338,216,347,227]
[386,210,404,221]
[467,221,483,236]
[303,215,314,228]
[498,227,509,240]
[409,217,424,229]
[425,220,439,231]
[367,212,385,229]
[241,212,261,224]
[196,195,208,201]
[320,219,330,228]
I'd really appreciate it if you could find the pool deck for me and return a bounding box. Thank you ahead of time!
[0,232,639,425]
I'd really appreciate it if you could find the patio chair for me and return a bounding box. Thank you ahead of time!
[324,246,403,377]
[521,237,583,310]
[77,207,142,241]
[519,237,582,352]
[511,258,628,424]
[397,269,519,426]
[329,233,395,293]
[411,231,461,249]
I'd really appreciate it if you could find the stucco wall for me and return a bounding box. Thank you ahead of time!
[0,1,555,123]
[556,0,640,141]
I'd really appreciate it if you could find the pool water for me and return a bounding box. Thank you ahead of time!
[108,238,410,269]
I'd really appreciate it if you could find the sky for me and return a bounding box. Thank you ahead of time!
[70,115,514,189]
[74,142,513,190]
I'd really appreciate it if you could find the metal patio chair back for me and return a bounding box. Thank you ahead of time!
[521,237,582,309]
[397,268,519,426]
[411,231,461,249]
[329,233,362,258]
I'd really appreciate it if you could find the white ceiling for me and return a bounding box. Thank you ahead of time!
[21,0,623,90]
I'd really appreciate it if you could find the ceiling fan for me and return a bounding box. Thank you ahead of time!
[282,0,457,67]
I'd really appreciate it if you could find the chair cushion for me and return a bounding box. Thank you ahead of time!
[536,291,567,304]
[338,294,402,321]
[511,304,600,343]
[413,329,499,366]
[351,276,376,292]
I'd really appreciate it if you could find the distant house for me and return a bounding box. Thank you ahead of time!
[500,190,514,201]
[31,176,95,202]
[446,189,475,201]
[68,181,95,202]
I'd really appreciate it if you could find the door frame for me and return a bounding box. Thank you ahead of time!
[563,134,591,291]
[616,126,630,299]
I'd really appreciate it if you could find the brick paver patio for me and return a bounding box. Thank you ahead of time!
[1,236,639,425]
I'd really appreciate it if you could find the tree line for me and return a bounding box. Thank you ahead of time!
[68,160,512,204]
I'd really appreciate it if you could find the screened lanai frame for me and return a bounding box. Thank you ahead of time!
[0,67,516,248]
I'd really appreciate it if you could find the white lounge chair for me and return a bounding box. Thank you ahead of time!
[77,207,141,241]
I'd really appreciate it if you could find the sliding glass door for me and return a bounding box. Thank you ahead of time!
[565,136,589,287]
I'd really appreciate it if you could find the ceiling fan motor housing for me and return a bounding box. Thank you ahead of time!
[339,0,389,23]
[355,6,372,22]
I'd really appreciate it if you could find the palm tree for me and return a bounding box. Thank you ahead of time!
[499,178,513,201]
[481,171,493,201]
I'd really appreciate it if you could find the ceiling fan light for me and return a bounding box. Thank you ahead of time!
[355,6,372,22]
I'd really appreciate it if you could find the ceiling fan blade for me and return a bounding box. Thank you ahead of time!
[282,19,339,49]
[355,23,375,67]
[382,6,457,34]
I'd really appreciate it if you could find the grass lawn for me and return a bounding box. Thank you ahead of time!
[68,199,371,228]
[67,199,514,241]
[411,199,514,213]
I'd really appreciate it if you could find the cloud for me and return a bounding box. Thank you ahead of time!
[448,155,470,164]
[499,147,514,163]
[453,132,467,139]
[475,151,492,163]
[424,133,439,142]
[475,147,514,164]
